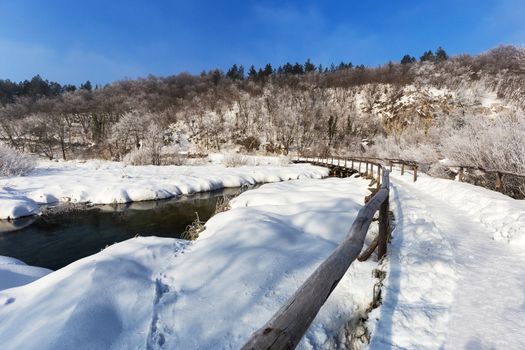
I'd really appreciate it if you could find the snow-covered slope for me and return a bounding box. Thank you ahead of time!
[368,170,525,349]
[0,256,51,291]
[0,177,378,350]
[0,159,328,219]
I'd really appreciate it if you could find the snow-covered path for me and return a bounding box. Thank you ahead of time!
[369,172,525,349]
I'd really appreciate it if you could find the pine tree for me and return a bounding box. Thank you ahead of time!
[238,65,245,80]
[226,64,239,80]
[248,65,258,80]
[80,80,92,91]
[420,50,435,62]
[435,47,449,61]
[401,54,416,65]
[304,58,316,73]
[263,63,273,77]
[292,62,304,75]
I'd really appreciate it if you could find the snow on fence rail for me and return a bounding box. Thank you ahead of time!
[242,159,390,350]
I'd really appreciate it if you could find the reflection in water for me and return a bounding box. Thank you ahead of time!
[0,216,38,233]
[0,187,251,270]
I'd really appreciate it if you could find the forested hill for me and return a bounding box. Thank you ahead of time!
[1,45,524,194]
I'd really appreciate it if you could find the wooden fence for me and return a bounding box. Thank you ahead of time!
[242,158,390,349]
[298,155,418,182]
[298,155,525,195]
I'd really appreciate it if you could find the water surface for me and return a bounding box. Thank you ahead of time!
[0,187,248,270]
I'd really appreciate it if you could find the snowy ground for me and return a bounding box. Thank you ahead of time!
[0,158,328,219]
[367,170,525,349]
[0,177,381,350]
[0,256,51,291]
[2,160,524,349]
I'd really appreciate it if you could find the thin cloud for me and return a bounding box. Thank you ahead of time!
[0,39,144,84]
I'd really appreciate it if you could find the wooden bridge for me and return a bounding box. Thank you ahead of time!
[242,155,524,349]
[242,157,394,349]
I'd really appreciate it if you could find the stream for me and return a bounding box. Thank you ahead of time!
[0,186,251,270]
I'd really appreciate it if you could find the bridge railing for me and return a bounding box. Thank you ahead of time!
[242,160,390,350]
[297,155,525,195]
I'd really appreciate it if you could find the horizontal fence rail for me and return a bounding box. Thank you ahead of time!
[298,155,525,193]
[242,160,390,350]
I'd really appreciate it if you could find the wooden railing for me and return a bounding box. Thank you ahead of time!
[297,155,418,182]
[298,155,525,195]
[242,159,390,350]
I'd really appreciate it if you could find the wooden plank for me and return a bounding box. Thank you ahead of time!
[413,165,418,182]
[357,236,379,262]
[242,171,390,350]
[401,163,405,176]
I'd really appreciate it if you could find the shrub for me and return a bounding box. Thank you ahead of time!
[441,113,525,198]
[440,114,525,174]
[223,153,248,167]
[182,212,205,240]
[0,144,36,176]
[123,148,153,166]
[238,136,261,152]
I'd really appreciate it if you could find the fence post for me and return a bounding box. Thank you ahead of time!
[377,171,390,260]
[459,167,464,182]
[359,161,362,173]
[495,172,503,192]
[389,162,393,172]
[376,166,381,190]
[377,194,389,259]
[365,162,369,177]
[413,165,418,182]
[351,159,354,170]
[344,158,347,168]
[401,163,405,176]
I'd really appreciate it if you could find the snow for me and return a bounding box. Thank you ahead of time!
[0,189,39,221]
[0,177,380,350]
[2,159,524,349]
[481,91,499,107]
[367,170,525,349]
[0,159,328,220]
[0,256,51,291]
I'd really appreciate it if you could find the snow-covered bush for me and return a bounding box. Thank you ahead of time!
[441,114,525,174]
[0,144,36,176]
[123,148,152,166]
[369,129,439,165]
[160,146,187,166]
[441,113,525,197]
[247,155,290,166]
[122,123,165,166]
[223,154,248,167]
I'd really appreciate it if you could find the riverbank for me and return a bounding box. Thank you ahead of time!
[0,177,379,349]
[0,187,249,270]
[0,158,328,220]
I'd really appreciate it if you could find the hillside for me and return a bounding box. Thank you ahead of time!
[1,46,524,196]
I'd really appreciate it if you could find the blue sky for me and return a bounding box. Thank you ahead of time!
[0,0,523,85]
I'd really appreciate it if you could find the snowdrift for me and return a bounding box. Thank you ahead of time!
[0,159,328,220]
[0,177,378,350]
